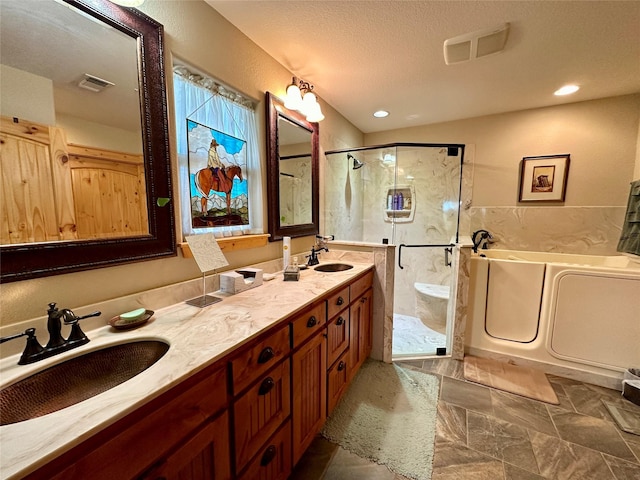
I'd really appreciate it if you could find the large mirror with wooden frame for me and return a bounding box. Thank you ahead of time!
[0,0,176,283]
[265,92,319,241]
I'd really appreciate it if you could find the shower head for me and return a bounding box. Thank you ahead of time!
[348,153,364,170]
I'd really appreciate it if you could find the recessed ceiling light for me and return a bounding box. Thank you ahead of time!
[373,110,389,118]
[554,85,580,96]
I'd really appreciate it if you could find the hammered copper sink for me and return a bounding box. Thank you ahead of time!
[314,263,354,272]
[0,340,169,426]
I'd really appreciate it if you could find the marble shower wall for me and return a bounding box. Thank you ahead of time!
[469,206,626,255]
[279,155,312,226]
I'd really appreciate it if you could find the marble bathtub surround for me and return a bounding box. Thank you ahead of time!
[0,261,374,479]
[469,206,627,255]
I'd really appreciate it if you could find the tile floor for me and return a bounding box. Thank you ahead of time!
[291,358,640,480]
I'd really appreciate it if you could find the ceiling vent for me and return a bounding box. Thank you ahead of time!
[77,74,114,93]
[444,23,510,65]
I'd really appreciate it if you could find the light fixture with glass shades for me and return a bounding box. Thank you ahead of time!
[284,77,325,122]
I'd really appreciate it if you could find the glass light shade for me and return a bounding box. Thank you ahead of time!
[284,83,302,110]
[301,91,317,115]
[306,101,324,122]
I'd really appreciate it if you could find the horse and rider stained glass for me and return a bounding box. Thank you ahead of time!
[187,120,248,228]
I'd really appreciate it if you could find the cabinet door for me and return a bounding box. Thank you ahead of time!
[349,288,373,382]
[143,411,231,480]
[291,332,326,464]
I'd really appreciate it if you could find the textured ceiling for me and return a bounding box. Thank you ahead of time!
[207,0,640,133]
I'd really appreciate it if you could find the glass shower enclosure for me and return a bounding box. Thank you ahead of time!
[324,144,464,359]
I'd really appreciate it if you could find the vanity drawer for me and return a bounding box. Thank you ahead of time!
[237,420,292,480]
[327,286,350,320]
[326,309,349,367]
[350,270,374,302]
[327,350,349,416]
[233,359,291,473]
[230,324,290,395]
[291,301,326,348]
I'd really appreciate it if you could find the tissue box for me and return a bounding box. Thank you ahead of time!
[220,268,263,294]
[283,265,300,281]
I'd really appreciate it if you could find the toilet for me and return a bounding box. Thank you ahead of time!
[414,283,450,334]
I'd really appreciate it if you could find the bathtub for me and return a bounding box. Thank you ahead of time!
[466,249,640,389]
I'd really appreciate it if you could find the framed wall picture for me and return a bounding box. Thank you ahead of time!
[519,154,570,202]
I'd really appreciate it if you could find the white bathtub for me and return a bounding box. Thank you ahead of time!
[466,249,640,389]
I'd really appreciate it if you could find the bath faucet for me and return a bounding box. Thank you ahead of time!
[0,303,101,365]
[472,229,493,253]
[307,245,328,266]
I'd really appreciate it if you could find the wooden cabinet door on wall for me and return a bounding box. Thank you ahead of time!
[142,411,231,480]
[68,149,147,240]
[292,332,327,465]
[1,118,77,244]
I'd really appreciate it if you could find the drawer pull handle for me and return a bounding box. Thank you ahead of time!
[360,297,367,303]
[336,316,345,326]
[336,296,344,306]
[258,377,275,395]
[258,347,275,364]
[307,316,317,328]
[260,445,277,466]
[338,360,346,371]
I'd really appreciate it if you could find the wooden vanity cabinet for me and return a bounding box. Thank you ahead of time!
[141,411,231,480]
[22,268,374,480]
[25,364,230,480]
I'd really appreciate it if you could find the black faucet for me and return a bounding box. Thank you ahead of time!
[472,229,493,253]
[306,245,328,266]
[0,303,101,365]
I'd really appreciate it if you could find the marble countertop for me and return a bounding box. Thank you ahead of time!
[0,261,373,480]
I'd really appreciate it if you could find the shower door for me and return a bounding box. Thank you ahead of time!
[391,145,462,359]
[324,144,463,359]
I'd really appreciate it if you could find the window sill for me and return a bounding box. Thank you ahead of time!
[179,234,270,259]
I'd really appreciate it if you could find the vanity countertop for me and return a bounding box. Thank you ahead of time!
[0,261,374,480]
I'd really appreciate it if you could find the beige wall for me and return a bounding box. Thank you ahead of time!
[1,0,363,326]
[0,65,56,125]
[366,94,640,208]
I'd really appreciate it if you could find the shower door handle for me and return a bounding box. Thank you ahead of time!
[445,247,453,267]
[398,243,455,269]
